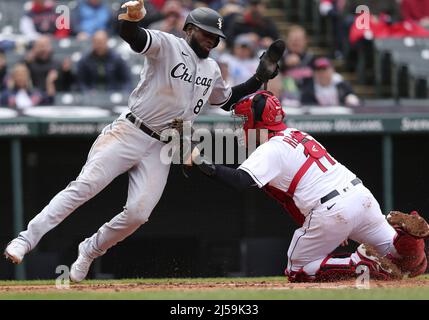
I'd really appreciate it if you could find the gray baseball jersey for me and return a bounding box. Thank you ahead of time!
[14,28,232,275]
[128,29,232,131]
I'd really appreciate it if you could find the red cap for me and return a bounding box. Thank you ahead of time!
[314,57,332,69]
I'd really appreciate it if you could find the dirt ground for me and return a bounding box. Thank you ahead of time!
[0,278,428,293]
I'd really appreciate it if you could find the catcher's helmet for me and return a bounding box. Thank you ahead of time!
[183,7,226,39]
[233,91,287,134]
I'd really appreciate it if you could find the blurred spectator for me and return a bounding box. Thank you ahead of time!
[20,0,70,41]
[204,0,224,11]
[25,35,75,92]
[0,64,55,108]
[300,57,360,107]
[148,0,186,38]
[151,0,167,11]
[0,51,7,91]
[276,26,314,101]
[71,0,114,40]
[218,33,259,86]
[77,30,131,92]
[319,0,347,59]
[345,0,401,45]
[401,0,429,28]
[137,0,166,28]
[225,0,279,48]
[217,60,231,86]
[219,2,244,34]
[344,0,401,20]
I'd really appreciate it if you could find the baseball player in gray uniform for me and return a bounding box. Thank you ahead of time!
[4,0,283,282]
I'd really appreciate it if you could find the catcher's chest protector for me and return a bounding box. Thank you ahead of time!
[263,185,305,226]
[262,130,335,227]
[286,130,336,198]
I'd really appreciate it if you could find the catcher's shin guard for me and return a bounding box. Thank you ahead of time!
[387,210,429,277]
[285,245,402,283]
[354,244,402,280]
[285,268,315,282]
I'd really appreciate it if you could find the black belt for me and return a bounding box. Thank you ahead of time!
[320,178,362,204]
[126,113,162,141]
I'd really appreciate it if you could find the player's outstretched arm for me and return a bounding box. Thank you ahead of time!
[221,39,285,111]
[221,75,263,111]
[118,0,149,53]
[195,157,256,192]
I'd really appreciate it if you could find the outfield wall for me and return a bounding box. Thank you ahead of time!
[1,108,429,280]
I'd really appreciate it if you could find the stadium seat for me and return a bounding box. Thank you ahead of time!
[390,50,427,99]
[80,91,128,108]
[362,99,397,108]
[407,63,429,98]
[374,39,418,97]
[54,93,84,106]
[398,98,429,107]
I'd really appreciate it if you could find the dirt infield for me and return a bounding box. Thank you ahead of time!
[1,278,429,293]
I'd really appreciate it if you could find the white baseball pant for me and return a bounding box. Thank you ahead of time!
[18,113,171,259]
[286,182,398,275]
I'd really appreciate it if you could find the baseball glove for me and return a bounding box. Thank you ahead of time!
[167,118,200,170]
[255,39,286,83]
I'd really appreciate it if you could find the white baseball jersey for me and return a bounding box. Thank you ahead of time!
[128,29,232,131]
[238,128,356,215]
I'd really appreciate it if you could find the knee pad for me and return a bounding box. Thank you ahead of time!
[408,254,427,278]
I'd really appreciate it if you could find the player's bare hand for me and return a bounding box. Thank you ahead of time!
[118,0,146,21]
[340,239,349,247]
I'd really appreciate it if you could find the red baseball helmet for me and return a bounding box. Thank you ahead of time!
[233,90,287,135]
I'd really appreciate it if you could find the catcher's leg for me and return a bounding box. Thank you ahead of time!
[287,244,402,282]
[8,120,142,254]
[285,184,401,282]
[386,210,429,277]
[285,196,354,281]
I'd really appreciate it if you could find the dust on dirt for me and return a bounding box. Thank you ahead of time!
[0,278,428,293]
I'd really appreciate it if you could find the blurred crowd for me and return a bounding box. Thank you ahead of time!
[1,0,429,110]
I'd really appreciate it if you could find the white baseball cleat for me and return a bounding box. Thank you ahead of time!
[70,243,94,283]
[4,237,30,264]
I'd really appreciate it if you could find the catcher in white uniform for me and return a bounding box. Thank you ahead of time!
[4,1,284,281]
[193,90,429,281]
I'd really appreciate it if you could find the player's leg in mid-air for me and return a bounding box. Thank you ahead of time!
[69,141,171,282]
[285,183,428,282]
[4,117,155,264]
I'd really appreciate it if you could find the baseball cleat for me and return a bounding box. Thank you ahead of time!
[357,244,402,280]
[4,237,30,264]
[70,243,94,283]
[387,211,429,239]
